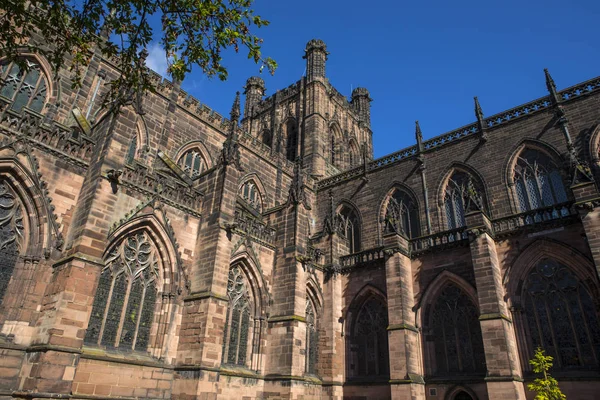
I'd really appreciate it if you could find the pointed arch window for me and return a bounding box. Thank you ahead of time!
[522,259,600,370]
[261,129,272,148]
[85,232,159,351]
[337,205,361,253]
[349,296,389,378]
[222,265,254,367]
[239,180,262,212]
[0,59,48,113]
[285,120,298,161]
[0,180,23,305]
[514,149,568,212]
[430,283,486,376]
[330,135,336,166]
[125,135,137,165]
[178,149,207,178]
[444,171,483,230]
[384,189,419,238]
[305,297,319,375]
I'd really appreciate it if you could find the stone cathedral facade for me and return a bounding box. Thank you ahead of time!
[0,37,600,400]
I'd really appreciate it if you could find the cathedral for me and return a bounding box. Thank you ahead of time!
[0,38,600,400]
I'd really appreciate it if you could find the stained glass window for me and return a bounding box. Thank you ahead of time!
[444,171,482,229]
[305,298,319,375]
[522,259,600,371]
[384,189,420,238]
[178,149,207,178]
[0,59,48,113]
[337,205,361,253]
[84,232,159,352]
[222,265,253,367]
[350,296,389,377]
[431,283,486,376]
[285,120,298,161]
[0,180,23,305]
[239,180,262,212]
[514,149,568,212]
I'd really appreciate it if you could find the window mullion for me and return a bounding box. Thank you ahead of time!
[114,278,133,348]
[131,284,147,350]
[97,273,117,345]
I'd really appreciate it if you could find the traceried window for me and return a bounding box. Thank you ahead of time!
[431,284,486,376]
[305,298,319,375]
[522,259,600,371]
[0,59,48,113]
[514,149,568,212]
[337,205,361,253]
[125,135,137,165]
[239,180,262,212]
[260,129,272,148]
[444,171,483,230]
[285,120,298,161]
[384,189,420,238]
[85,232,158,351]
[349,296,389,378]
[0,180,23,305]
[178,149,207,178]
[222,265,253,367]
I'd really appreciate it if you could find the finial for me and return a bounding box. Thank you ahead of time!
[474,97,487,141]
[544,68,560,104]
[415,120,424,153]
[230,91,241,125]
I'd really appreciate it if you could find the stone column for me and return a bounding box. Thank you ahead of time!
[572,180,600,279]
[382,232,425,400]
[465,210,525,400]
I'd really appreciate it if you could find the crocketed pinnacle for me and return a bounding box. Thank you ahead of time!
[230,91,241,125]
[544,68,560,103]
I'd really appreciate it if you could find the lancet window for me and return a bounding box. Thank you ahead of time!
[384,189,419,238]
[522,259,600,370]
[125,135,137,165]
[431,283,486,376]
[85,232,158,351]
[222,265,253,367]
[179,149,207,178]
[285,120,298,161]
[239,180,262,212]
[514,149,568,212]
[330,135,336,166]
[0,180,23,305]
[337,205,361,253]
[0,59,48,113]
[350,296,389,378]
[305,298,319,375]
[444,171,483,230]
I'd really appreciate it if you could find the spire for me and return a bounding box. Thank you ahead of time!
[230,91,241,126]
[415,120,423,153]
[474,96,487,141]
[544,68,560,104]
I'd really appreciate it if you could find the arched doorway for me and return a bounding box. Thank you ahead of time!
[453,391,474,400]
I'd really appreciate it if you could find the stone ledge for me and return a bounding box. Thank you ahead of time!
[267,315,306,323]
[80,347,172,369]
[183,291,229,303]
[479,313,512,323]
[484,375,524,382]
[387,323,419,333]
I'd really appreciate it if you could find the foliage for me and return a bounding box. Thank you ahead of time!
[0,0,276,106]
[527,347,566,400]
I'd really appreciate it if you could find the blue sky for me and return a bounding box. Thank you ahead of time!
[146,0,600,158]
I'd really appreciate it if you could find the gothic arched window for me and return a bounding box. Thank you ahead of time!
[85,232,158,351]
[125,135,137,166]
[522,259,600,370]
[444,171,483,230]
[305,298,319,375]
[330,135,336,166]
[384,189,419,238]
[222,265,253,367]
[261,129,272,148]
[178,149,207,179]
[337,205,361,253]
[285,120,298,162]
[0,180,23,305]
[514,149,568,212]
[239,180,262,212]
[430,284,486,376]
[0,59,48,113]
[349,296,389,378]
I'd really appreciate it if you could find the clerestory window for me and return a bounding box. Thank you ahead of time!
[0,59,48,113]
[179,149,207,178]
[384,189,419,238]
[239,180,262,212]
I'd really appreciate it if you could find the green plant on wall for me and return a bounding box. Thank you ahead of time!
[528,347,566,400]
